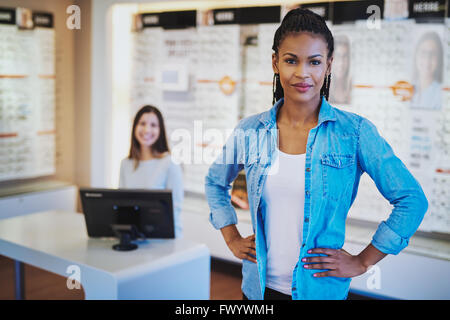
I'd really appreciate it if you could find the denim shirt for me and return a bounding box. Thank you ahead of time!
[205,97,428,300]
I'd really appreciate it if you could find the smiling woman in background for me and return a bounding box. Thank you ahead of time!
[119,105,184,238]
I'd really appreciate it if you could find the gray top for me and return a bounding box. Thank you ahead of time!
[119,155,184,238]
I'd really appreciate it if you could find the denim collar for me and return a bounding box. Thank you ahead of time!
[258,96,337,129]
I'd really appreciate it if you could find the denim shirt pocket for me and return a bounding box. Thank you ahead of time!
[320,154,355,201]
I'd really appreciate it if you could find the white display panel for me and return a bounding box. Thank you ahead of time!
[160,27,199,193]
[130,27,163,114]
[0,19,56,182]
[240,23,280,118]
[190,25,241,193]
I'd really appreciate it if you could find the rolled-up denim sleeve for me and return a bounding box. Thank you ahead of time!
[205,123,244,230]
[357,118,428,255]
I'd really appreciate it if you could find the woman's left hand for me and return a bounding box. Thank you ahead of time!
[302,248,367,278]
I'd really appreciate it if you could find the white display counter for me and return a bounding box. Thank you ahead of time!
[0,210,210,300]
[0,181,77,219]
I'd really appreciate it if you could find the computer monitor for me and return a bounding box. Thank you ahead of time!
[79,188,174,251]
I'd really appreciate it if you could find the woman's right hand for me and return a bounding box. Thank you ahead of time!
[227,234,257,264]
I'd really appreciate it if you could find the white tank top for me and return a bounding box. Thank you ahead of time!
[262,148,306,296]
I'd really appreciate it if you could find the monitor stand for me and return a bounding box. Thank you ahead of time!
[111,224,138,251]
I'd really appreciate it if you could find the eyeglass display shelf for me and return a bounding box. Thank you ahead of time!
[0,179,71,199]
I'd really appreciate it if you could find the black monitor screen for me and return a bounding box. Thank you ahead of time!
[79,188,174,239]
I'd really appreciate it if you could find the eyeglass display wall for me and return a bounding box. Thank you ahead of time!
[129,8,279,194]
[130,14,243,194]
[331,20,450,235]
[0,8,55,182]
[128,0,450,236]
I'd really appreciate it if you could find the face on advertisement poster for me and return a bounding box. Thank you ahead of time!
[411,26,444,110]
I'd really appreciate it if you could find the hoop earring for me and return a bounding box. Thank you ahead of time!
[321,76,326,98]
[326,73,331,100]
[321,73,331,100]
[272,73,279,105]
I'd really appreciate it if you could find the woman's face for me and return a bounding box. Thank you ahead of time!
[134,112,160,149]
[416,38,439,84]
[272,32,332,105]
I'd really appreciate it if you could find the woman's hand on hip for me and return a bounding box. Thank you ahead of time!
[301,248,367,278]
[227,234,257,264]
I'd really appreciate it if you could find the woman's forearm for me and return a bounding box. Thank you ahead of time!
[220,224,242,245]
[357,243,387,271]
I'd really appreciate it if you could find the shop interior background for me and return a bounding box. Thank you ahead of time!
[0,0,449,300]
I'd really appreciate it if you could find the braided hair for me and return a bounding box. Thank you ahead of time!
[272,8,334,105]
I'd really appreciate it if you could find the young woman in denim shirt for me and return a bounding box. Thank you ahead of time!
[205,9,428,300]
